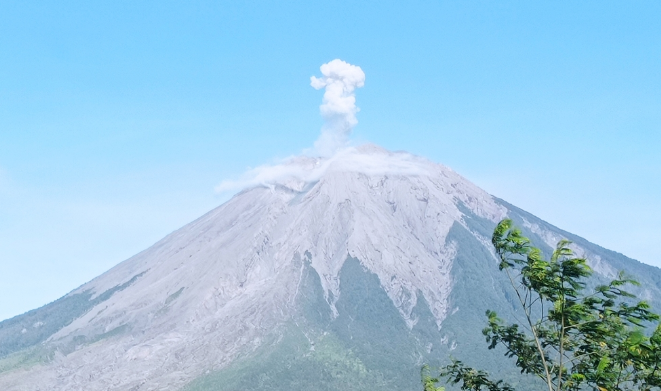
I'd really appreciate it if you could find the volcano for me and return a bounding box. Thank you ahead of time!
[1,145,660,391]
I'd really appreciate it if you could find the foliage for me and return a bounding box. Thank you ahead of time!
[424,219,661,391]
[422,365,446,391]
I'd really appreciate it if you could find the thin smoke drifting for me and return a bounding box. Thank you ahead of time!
[310,59,365,157]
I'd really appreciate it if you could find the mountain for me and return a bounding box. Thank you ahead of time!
[1,145,660,391]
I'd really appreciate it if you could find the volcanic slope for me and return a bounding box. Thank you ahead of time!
[1,145,659,391]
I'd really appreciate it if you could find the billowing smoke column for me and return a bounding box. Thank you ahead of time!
[311,59,365,157]
[215,59,367,193]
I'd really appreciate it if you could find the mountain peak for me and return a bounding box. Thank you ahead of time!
[2,144,660,390]
[247,144,453,193]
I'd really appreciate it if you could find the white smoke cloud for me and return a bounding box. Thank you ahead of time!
[215,145,435,194]
[310,59,365,157]
[216,59,374,194]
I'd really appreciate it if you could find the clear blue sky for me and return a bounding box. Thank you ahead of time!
[1,1,660,321]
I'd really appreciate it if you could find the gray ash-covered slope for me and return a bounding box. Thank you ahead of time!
[1,145,660,391]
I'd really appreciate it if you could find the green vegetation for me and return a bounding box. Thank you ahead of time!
[0,345,53,374]
[424,219,661,391]
[497,198,661,303]
[182,327,388,391]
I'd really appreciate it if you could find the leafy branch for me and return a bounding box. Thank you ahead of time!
[422,219,661,391]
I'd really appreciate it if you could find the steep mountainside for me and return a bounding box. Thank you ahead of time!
[1,145,659,391]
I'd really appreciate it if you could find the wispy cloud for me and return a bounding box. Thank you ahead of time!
[215,145,434,194]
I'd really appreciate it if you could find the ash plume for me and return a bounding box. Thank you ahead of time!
[310,59,365,157]
[216,59,367,194]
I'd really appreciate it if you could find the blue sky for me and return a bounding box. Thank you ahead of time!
[1,1,659,321]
